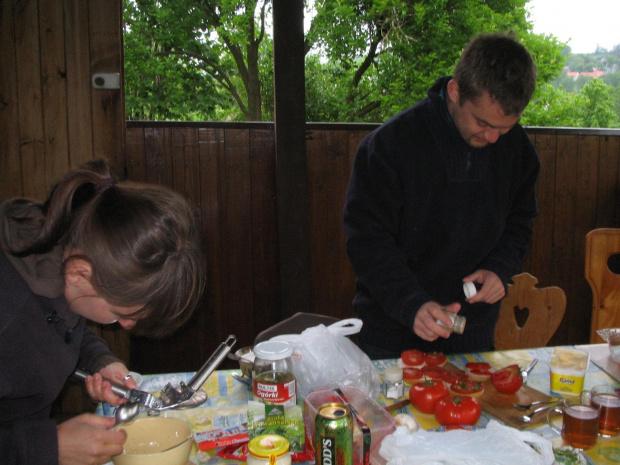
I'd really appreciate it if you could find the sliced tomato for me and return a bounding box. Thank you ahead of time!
[465,368,492,382]
[465,362,492,371]
[424,351,447,367]
[465,362,493,381]
[409,379,449,414]
[401,349,425,367]
[449,379,484,398]
[421,365,444,380]
[403,367,423,384]
[434,396,481,426]
[441,369,467,385]
[491,364,523,394]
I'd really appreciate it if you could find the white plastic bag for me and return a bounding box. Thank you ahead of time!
[378,420,555,465]
[271,319,381,399]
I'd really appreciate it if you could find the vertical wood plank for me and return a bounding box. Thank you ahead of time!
[249,127,279,340]
[88,0,124,171]
[571,135,601,343]
[40,0,70,184]
[222,129,255,346]
[529,134,557,284]
[0,0,23,202]
[15,0,46,200]
[596,135,620,227]
[64,0,94,166]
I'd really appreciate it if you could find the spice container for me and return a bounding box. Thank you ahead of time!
[247,434,292,465]
[435,310,466,335]
[252,340,296,406]
[383,366,404,399]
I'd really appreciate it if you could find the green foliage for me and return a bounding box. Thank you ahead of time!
[123,0,619,127]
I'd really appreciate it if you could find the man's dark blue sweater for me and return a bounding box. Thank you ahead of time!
[343,76,540,356]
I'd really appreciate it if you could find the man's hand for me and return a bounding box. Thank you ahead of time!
[58,414,126,465]
[413,302,461,341]
[84,362,138,406]
[463,270,505,304]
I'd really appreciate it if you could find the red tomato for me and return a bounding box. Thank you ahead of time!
[401,350,425,367]
[449,379,484,398]
[403,367,423,384]
[491,364,523,394]
[434,396,482,426]
[421,365,444,380]
[424,351,447,367]
[441,369,467,385]
[409,379,449,414]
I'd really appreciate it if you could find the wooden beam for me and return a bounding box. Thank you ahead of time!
[272,0,310,317]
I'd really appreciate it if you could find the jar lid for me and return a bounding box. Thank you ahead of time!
[248,434,290,458]
[254,340,294,360]
[384,366,403,382]
[463,282,477,299]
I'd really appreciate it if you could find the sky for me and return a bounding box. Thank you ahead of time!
[527,0,620,54]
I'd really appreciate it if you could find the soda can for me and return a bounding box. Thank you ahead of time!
[315,402,353,465]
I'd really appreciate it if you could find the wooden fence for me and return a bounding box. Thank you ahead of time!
[123,122,620,376]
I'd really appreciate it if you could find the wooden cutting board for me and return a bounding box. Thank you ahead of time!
[443,362,555,429]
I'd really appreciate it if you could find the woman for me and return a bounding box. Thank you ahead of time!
[0,159,206,464]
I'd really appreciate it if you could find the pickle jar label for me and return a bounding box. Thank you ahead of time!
[253,379,296,406]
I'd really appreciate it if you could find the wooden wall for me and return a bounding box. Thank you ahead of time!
[123,122,620,377]
[1,0,126,415]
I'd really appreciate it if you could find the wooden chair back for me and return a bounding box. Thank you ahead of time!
[494,272,566,350]
[586,228,620,343]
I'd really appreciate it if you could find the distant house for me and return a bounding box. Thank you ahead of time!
[566,67,606,80]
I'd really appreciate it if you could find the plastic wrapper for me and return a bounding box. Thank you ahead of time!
[378,420,555,465]
[271,319,381,399]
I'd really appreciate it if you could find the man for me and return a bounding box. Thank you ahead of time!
[343,31,539,359]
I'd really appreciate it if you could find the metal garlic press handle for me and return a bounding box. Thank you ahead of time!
[72,369,163,410]
[188,334,237,392]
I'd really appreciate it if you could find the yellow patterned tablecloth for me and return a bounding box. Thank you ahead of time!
[99,344,620,464]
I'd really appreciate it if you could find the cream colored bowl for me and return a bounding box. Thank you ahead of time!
[112,417,192,465]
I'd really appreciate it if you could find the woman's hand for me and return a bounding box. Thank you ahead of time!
[57,413,126,465]
[84,362,138,405]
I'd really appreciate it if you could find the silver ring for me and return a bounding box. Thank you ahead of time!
[122,373,133,382]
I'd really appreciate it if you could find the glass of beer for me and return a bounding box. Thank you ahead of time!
[586,385,620,437]
[547,397,601,449]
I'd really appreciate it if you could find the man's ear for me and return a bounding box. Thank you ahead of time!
[447,79,460,105]
[63,258,93,288]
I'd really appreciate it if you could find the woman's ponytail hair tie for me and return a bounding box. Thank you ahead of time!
[95,177,117,194]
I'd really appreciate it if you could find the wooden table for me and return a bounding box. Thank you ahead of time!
[99,344,620,465]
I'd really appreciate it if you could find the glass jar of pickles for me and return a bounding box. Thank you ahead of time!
[252,340,296,406]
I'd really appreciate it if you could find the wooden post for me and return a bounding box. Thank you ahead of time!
[272,0,310,317]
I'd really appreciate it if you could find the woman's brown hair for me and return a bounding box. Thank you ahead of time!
[7,159,206,337]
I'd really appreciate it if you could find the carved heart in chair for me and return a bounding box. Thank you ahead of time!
[513,305,530,329]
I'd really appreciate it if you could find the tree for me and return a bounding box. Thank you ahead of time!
[124,0,567,123]
[305,0,566,122]
[576,79,619,128]
[124,0,271,121]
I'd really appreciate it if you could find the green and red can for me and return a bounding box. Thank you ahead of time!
[315,402,353,465]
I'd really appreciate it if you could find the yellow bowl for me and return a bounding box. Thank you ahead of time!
[112,416,192,465]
